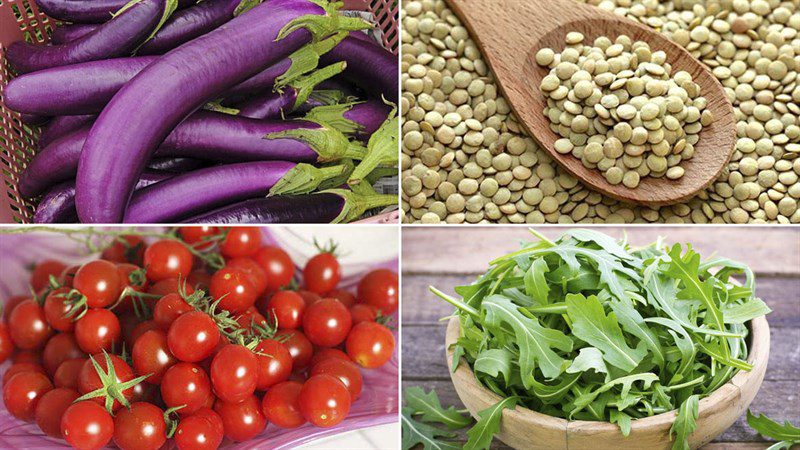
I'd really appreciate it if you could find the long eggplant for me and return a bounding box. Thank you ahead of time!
[319,34,397,102]
[37,0,194,23]
[38,115,95,149]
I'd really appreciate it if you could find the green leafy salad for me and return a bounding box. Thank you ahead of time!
[421,229,774,450]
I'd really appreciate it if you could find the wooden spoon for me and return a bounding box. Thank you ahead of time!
[446,0,735,206]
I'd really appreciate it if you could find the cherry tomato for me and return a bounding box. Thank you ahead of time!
[262,380,305,428]
[143,240,193,282]
[298,289,323,307]
[210,344,258,403]
[73,260,122,308]
[346,322,395,369]
[102,235,146,265]
[302,298,352,347]
[113,402,167,450]
[253,246,294,292]
[116,263,149,314]
[174,408,224,450]
[61,401,114,450]
[54,358,86,390]
[357,269,398,314]
[266,291,305,329]
[0,323,13,363]
[303,252,340,294]
[129,380,158,404]
[210,267,258,313]
[187,270,212,292]
[168,311,220,362]
[12,350,41,364]
[161,363,213,416]
[226,257,268,295]
[326,288,356,308]
[3,362,46,385]
[148,277,196,297]
[75,308,120,354]
[350,303,379,324]
[35,387,80,438]
[3,295,29,321]
[153,293,193,330]
[235,307,267,333]
[309,348,352,368]
[253,339,292,391]
[219,227,262,258]
[128,319,160,346]
[132,329,177,384]
[214,395,267,442]
[279,329,313,371]
[3,371,52,421]
[179,226,220,250]
[31,259,66,292]
[310,358,363,401]
[42,332,86,375]
[44,287,76,332]
[59,265,81,288]
[298,374,351,427]
[9,299,53,350]
[78,354,135,412]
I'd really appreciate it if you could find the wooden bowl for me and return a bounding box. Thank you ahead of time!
[445,315,770,450]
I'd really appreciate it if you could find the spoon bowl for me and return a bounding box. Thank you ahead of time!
[446,0,735,206]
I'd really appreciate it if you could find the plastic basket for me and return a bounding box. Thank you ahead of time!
[0,0,399,224]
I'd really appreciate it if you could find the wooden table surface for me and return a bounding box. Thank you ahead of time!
[401,226,800,449]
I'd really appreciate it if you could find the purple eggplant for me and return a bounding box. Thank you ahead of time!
[37,0,195,23]
[319,34,397,102]
[146,157,206,172]
[4,57,158,116]
[38,115,95,149]
[7,0,169,74]
[302,98,390,141]
[222,59,292,104]
[138,0,242,55]
[51,24,97,45]
[182,189,397,223]
[34,171,171,224]
[76,0,366,223]
[123,161,348,223]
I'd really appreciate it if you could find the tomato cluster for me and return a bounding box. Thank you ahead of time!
[0,227,397,450]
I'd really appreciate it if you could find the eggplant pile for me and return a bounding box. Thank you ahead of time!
[5,0,399,224]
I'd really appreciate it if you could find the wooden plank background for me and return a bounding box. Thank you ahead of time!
[401,226,800,449]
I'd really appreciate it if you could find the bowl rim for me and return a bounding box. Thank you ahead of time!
[445,312,770,433]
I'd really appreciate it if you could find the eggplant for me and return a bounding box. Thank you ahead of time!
[37,0,195,23]
[38,115,95,149]
[319,34,398,102]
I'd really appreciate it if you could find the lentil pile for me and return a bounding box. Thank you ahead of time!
[400,0,800,224]
[537,33,712,188]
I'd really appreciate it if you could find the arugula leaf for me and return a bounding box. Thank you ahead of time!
[610,409,632,437]
[524,258,550,304]
[474,349,514,386]
[566,347,608,376]
[404,387,473,430]
[609,298,665,367]
[722,297,772,324]
[401,408,463,450]
[463,397,518,450]
[571,373,659,417]
[566,228,637,262]
[747,410,800,445]
[670,395,699,450]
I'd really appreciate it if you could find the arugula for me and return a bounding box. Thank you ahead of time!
[670,395,700,450]
[404,387,473,430]
[747,411,800,450]
[402,408,463,450]
[464,397,518,450]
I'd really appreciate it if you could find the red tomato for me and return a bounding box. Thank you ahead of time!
[210,267,257,313]
[78,354,135,412]
[261,380,305,428]
[35,387,80,438]
[298,374,351,427]
[346,322,395,369]
[43,287,76,332]
[116,263,149,314]
[179,226,220,250]
[12,350,41,364]
[3,371,53,421]
[31,259,66,292]
[210,345,258,403]
[61,401,114,450]
[73,260,122,308]
[161,363,213,416]
[350,303,379,324]
[0,323,13,363]
[129,320,160,346]
[279,329,314,371]
[153,293,193,330]
[167,311,220,362]
[303,252,341,294]
[298,290,323,307]
[3,295,29,321]
[9,299,53,350]
[235,307,267,333]
[357,269,398,314]
[226,257,268,295]
[54,358,86,390]
[327,289,356,308]
[74,309,120,354]
[302,298,352,347]
[102,235,146,265]
[129,380,158,404]
[219,227,262,258]
[174,408,224,450]
[253,246,294,292]
[310,358,363,401]
[187,270,212,292]
[60,265,81,288]
[253,339,292,391]
[113,402,167,450]
[309,348,351,368]
[148,277,196,297]
[132,329,177,384]
[214,395,267,442]
[42,332,86,375]
[143,240,193,282]
[3,362,46,385]
[266,291,305,329]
